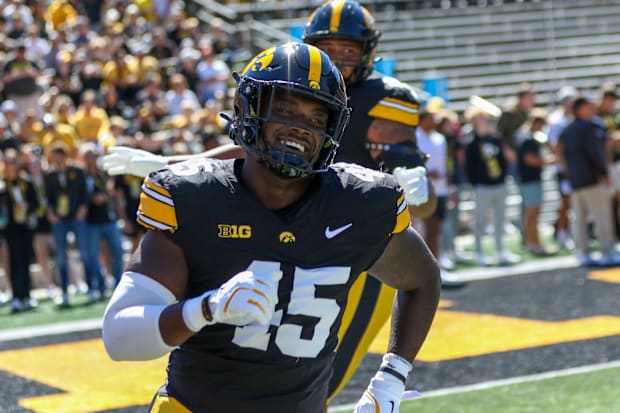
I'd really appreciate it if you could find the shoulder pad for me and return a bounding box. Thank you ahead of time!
[366,76,420,126]
[330,162,410,234]
[136,168,178,233]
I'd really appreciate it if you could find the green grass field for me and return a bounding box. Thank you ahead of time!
[333,366,620,413]
[0,294,107,330]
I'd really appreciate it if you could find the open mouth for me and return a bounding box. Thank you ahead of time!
[278,137,310,154]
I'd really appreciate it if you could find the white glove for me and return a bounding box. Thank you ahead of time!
[354,353,412,413]
[393,166,429,206]
[208,270,282,326]
[102,146,168,177]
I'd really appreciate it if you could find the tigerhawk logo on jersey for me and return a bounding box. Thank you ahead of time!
[279,231,296,243]
[217,224,252,239]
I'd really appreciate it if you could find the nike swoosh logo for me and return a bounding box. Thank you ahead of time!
[389,400,395,413]
[324,223,353,239]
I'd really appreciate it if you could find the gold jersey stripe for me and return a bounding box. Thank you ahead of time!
[149,394,192,413]
[329,0,345,32]
[138,192,178,230]
[368,100,419,126]
[394,192,410,233]
[308,44,322,86]
[143,177,172,199]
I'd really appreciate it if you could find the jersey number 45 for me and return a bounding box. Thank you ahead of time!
[232,260,351,358]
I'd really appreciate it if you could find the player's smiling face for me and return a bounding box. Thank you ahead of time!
[260,91,329,162]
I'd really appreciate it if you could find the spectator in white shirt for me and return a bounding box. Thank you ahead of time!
[164,73,200,116]
[416,110,449,264]
[196,37,230,105]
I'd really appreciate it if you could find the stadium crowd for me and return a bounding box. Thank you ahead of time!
[0,0,619,316]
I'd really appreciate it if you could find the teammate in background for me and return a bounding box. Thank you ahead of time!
[301,0,461,402]
[102,42,440,413]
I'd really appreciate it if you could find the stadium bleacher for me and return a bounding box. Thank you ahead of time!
[191,0,620,112]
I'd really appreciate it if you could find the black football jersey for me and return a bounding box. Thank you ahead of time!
[335,73,421,168]
[136,158,410,413]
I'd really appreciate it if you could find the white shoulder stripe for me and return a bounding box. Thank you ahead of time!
[397,196,408,214]
[142,184,174,206]
[137,213,174,230]
[377,99,419,114]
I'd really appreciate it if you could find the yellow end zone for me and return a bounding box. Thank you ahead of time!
[0,339,167,413]
[1,269,619,412]
[369,271,620,360]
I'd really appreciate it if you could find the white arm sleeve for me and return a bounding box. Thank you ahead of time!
[102,272,177,361]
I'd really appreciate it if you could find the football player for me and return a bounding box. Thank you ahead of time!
[302,0,458,402]
[101,0,441,405]
[102,42,440,413]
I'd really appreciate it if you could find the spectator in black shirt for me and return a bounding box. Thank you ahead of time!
[149,27,176,60]
[0,149,39,313]
[45,142,96,307]
[465,106,519,266]
[82,143,124,300]
[517,109,554,256]
[558,97,617,266]
[2,42,42,120]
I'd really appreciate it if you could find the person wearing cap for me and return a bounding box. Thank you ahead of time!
[178,47,200,93]
[44,141,94,307]
[464,106,520,266]
[129,39,159,87]
[2,41,42,121]
[71,89,111,144]
[558,97,617,266]
[0,99,19,136]
[37,112,80,157]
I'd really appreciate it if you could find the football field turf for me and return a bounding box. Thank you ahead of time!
[1,261,619,412]
[333,364,620,413]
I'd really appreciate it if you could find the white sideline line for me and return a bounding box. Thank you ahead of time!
[453,255,580,282]
[0,318,102,342]
[329,360,620,412]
